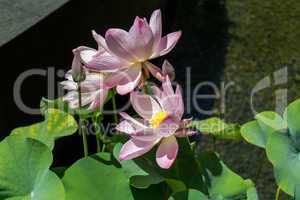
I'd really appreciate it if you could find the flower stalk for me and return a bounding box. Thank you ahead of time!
[275,187,281,200]
[78,81,89,157]
[111,89,118,124]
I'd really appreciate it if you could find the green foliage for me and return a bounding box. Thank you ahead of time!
[62,152,134,200]
[168,160,258,200]
[189,118,242,140]
[241,99,300,196]
[241,111,287,148]
[113,139,207,194]
[0,135,65,200]
[11,109,78,150]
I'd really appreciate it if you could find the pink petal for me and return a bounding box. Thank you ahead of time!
[80,73,105,92]
[149,9,162,49]
[130,91,162,120]
[156,117,179,137]
[152,31,182,58]
[119,112,148,129]
[151,85,162,99]
[175,85,184,119]
[79,48,98,64]
[104,70,128,89]
[119,139,157,161]
[63,90,101,109]
[87,89,108,110]
[144,61,164,81]
[128,17,154,60]
[116,64,142,95]
[116,119,152,137]
[162,60,175,80]
[86,51,127,72]
[156,136,178,169]
[92,30,110,52]
[61,80,77,91]
[131,128,161,142]
[162,76,175,97]
[116,120,136,134]
[105,29,137,62]
[62,91,79,109]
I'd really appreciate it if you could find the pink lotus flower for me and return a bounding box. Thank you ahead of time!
[79,9,181,95]
[61,49,108,110]
[116,77,195,169]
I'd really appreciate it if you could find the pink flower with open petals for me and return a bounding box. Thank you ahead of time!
[81,9,181,95]
[116,76,195,169]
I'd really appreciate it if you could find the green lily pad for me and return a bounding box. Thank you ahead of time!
[208,162,255,199]
[284,99,300,144]
[62,152,134,200]
[169,187,257,200]
[266,133,300,196]
[241,121,267,148]
[169,189,209,200]
[113,143,164,189]
[241,111,287,148]
[0,135,65,200]
[11,109,78,150]
[255,111,287,135]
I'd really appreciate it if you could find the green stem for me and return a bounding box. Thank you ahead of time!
[144,82,150,94]
[275,187,281,200]
[78,82,88,157]
[95,124,101,153]
[111,89,118,124]
[101,143,106,152]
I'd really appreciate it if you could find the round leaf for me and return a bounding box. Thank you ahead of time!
[284,99,300,143]
[62,152,134,200]
[0,135,65,200]
[255,111,287,135]
[266,133,300,196]
[241,120,267,148]
[169,189,209,200]
[209,162,256,199]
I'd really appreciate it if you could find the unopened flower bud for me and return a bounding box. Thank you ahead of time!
[71,48,86,82]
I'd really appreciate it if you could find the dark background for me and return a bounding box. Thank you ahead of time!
[1,0,299,199]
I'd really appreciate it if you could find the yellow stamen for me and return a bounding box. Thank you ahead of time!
[150,111,168,128]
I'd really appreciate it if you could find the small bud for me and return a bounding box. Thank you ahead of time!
[71,48,86,82]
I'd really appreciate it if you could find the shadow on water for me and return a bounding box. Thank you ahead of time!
[0,0,229,165]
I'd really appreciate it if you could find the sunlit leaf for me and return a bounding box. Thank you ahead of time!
[11,109,78,150]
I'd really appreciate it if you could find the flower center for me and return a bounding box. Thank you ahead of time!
[150,111,168,128]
